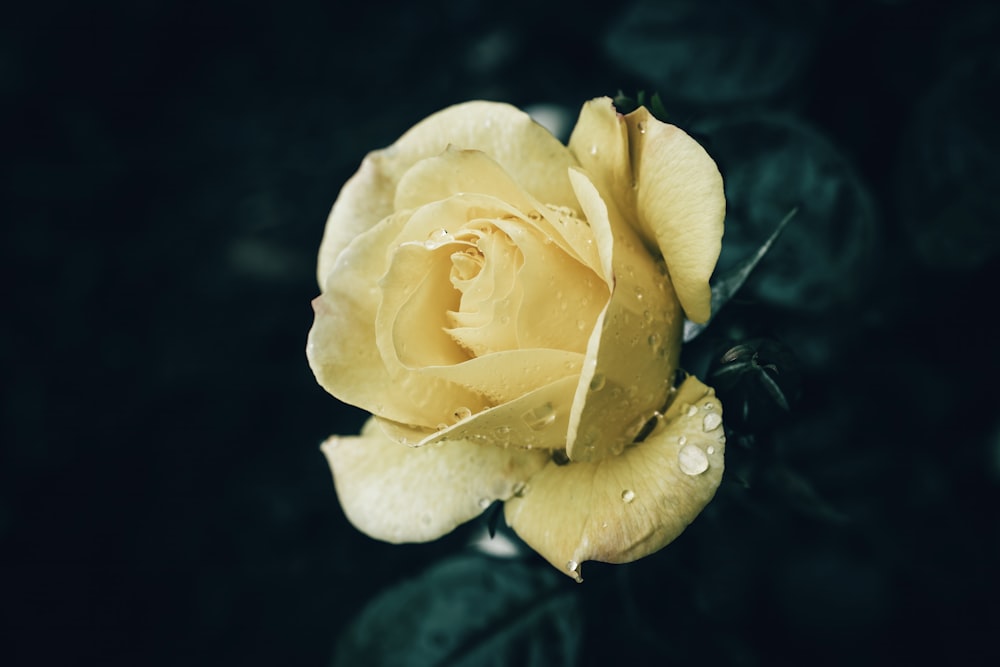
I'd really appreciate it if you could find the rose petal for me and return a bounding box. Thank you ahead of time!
[418,348,583,406]
[569,98,725,323]
[489,217,608,353]
[378,374,581,451]
[308,212,488,428]
[323,417,549,543]
[564,168,682,462]
[395,149,601,271]
[318,103,580,287]
[504,375,725,581]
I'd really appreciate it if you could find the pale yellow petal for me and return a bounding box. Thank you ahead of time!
[379,374,581,451]
[489,216,608,353]
[394,149,599,272]
[568,97,636,224]
[504,376,724,581]
[565,168,682,462]
[323,418,549,543]
[308,211,487,428]
[568,98,725,324]
[318,102,580,286]
[625,107,725,324]
[417,348,582,406]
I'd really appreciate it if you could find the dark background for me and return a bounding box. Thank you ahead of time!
[4,0,999,665]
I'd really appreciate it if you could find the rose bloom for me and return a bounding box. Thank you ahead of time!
[307,97,726,581]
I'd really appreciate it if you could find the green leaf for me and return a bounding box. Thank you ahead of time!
[332,554,582,667]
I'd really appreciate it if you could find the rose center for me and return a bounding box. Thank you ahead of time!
[442,224,523,358]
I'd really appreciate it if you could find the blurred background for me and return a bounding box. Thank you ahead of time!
[3,0,998,664]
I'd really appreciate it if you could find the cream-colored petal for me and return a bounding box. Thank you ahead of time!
[323,417,549,543]
[307,212,407,417]
[568,98,725,323]
[318,103,580,286]
[395,150,598,272]
[417,348,583,406]
[375,241,469,369]
[504,376,724,581]
[565,168,682,462]
[379,374,581,451]
[489,217,607,353]
[308,209,487,428]
[394,147,538,212]
[568,97,636,224]
[624,107,725,324]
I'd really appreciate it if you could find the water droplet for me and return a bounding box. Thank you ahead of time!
[522,403,556,430]
[453,406,472,421]
[621,489,635,503]
[643,310,653,323]
[634,286,645,301]
[678,435,687,446]
[678,444,710,475]
[478,497,491,509]
[647,333,661,349]
[495,425,511,436]
[576,319,587,331]
[702,413,722,432]
[686,405,698,417]
[589,145,598,156]
[436,423,449,431]
[706,445,716,455]
[484,118,493,129]
[512,481,528,497]
[637,121,646,134]
[589,373,606,391]
[704,402,715,410]
[566,560,583,582]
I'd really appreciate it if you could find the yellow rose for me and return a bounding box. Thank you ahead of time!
[307,97,726,581]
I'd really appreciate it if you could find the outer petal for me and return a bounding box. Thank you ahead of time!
[323,417,549,543]
[377,374,581,451]
[565,168,681,462]
[504,375,724,581]
[569,98,725,323]
[318,102,581,286]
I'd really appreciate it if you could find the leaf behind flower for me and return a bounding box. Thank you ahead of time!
[331,554,581,667]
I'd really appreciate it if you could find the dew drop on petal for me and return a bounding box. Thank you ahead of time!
[702,413,723,432]
[678,435,687,446]
[566,560,583,583]
[589,373,607,391]
[621,489,636,503]
[522,403,556,430]
[678,444,710,476]
[589,145,598,156]
[707,445,716,455]
[686,405,698,417]
[478,498,491,509]
[637,121,646,134]
[453,406,472,421]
